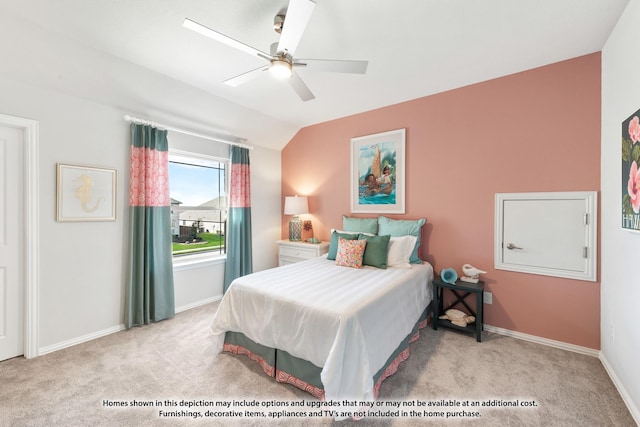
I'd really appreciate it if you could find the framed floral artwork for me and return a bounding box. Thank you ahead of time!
[56,163,117,222]
[622,109,640,231]
[350,128,405,214]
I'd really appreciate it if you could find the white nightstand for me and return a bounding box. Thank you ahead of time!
[277,240,330,266]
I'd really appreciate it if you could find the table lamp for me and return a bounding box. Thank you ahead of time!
[284,196,308,241]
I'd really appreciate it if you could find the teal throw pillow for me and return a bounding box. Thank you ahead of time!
[377,216,426,264]
[342,215,378,234]
[358,234,391,269]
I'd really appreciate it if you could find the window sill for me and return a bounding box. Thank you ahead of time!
[173,252,226,272]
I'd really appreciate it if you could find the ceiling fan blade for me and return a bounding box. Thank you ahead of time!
[183,18,271,61]
[277,0,316,56]
[289,72,315,101]
[294,59,368,74]
[224,66,269,87]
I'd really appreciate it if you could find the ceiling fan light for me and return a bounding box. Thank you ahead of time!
[270,59,293,79]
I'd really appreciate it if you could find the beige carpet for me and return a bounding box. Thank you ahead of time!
[0,302,635,426]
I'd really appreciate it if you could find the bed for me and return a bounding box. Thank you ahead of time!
[210,241,434,408]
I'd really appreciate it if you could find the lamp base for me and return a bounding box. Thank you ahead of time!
[289,216,302,241]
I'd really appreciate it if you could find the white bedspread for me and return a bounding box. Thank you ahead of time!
[210,256,433,403]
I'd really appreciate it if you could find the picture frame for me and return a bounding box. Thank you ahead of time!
[622,107,640,232]
[350,128,405,214]
[56,163,117,222]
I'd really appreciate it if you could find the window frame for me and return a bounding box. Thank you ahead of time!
[168,148,229,266]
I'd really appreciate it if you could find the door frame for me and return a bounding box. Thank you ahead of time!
[494,191,598,282]
[0,113,39,358]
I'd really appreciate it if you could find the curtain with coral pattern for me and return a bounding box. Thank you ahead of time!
[223,145,253,293]
[125,123,175,328]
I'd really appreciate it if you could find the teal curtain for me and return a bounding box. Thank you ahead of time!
[223,146,253,293]
[125,123,175,328]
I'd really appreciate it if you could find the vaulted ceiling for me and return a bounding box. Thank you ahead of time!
[0,0,629,149]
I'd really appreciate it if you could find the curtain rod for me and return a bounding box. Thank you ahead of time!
[123,115,252,150]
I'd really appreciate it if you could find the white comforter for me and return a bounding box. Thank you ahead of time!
[210,256,433,404]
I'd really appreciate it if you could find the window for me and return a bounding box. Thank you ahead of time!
[168,150,228,257]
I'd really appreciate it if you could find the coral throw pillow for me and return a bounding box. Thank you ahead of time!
[335,237,367,269]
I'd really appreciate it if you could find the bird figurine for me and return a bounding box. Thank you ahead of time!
[461,264,486,283]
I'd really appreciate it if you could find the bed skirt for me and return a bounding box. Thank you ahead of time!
[223,303,431,401]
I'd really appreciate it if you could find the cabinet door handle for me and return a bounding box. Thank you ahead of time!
[506,243,522,250]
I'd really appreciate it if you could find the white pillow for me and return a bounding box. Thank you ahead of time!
[387,235,417,268]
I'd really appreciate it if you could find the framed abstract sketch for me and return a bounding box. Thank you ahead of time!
[623,108,640,231]
[350,128,405,214]
[56,163,117,222]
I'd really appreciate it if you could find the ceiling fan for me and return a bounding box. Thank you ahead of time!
[183,0,368,101]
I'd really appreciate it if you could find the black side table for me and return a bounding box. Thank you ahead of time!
[432,278,485,342]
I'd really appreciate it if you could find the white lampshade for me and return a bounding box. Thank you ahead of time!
[284,196,309,215]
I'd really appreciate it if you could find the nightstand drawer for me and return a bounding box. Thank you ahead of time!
[279,246,317,260]
[276,240,330,266]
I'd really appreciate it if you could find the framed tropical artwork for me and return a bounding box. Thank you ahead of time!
[623,108,640,231]
[350,128,405,214]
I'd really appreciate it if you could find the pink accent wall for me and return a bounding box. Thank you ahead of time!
[282,53,601,349]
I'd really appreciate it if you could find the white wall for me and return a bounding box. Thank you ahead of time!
[601,0,640,421]
[0,14,283,354]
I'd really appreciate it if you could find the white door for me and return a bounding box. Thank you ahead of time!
[495,192,597,282]
[0,123,24,361]
[502,198,586,271]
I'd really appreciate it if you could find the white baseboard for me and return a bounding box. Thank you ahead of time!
[484,324,599,357]
[175,295,222,313]
[37,296,223,356]
[600,353,640,426]
[485,324,640,424]
[38,324,126,356]
[33,306,640,425]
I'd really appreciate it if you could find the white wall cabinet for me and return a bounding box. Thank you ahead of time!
[495,191,598,282]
